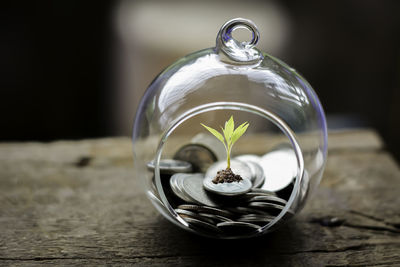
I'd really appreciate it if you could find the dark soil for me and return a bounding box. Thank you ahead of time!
[212,168,243,184]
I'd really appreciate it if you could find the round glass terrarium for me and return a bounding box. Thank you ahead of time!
[132,18,328,239]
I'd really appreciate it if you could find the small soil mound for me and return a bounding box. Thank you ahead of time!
[212,168,243,184]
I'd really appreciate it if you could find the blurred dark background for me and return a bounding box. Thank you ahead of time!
[1,1,399,161]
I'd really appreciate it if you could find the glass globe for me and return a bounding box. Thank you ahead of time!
[132,18,328,238]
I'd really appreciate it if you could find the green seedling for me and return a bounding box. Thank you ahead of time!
[201,116,249,169]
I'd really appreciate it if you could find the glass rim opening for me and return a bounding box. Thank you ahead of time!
[153,101,304,238]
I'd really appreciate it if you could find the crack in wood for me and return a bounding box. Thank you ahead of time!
[0,254,182,261]
[309,213,400,234]
[350,209,400,229]
[0,242,398,261]
[279,244,373,255]
[343,222,400,234]
[326,261,400,267]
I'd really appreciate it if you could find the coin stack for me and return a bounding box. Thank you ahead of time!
[147,144,297,237]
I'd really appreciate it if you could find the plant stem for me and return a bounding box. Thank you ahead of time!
[227,146,231,169]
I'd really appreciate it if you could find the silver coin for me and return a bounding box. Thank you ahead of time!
[203,176,252,196]
[147,159,192,174]
[175,209,215,224]
[204,160,252,196]
[245,161,265,188]
[234,154,261,164]
[205,159,252,181]
[198,213,233,223]
[248,201,285,211]
[180,173,219,207]
[227,206,271,215]
[244,192,276,198]
[239,214,276,220]
[177,204,234,218]
[180,216,222,233]
[234,156,266,188]
[174,144,217,172]
[249,188,276,195]
[191,133,226,161]
[234,154,265,187]
[169,174,185,201]
[216,221,261,232]
[176,173,196,202]
[260,148,297,192]
[170,174,194,202]
[246,195,288,206]
[169,174,181,197]
[237,216,274,225]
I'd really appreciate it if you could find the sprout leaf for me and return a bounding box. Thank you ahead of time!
[224,116,234,144]
[231,122,249,146]
[200,123,225,144]
[201,117,249,169]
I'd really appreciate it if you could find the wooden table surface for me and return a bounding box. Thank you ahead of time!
[1,130,399,266]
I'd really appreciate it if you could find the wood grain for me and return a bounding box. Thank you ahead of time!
[0,129,399,266]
